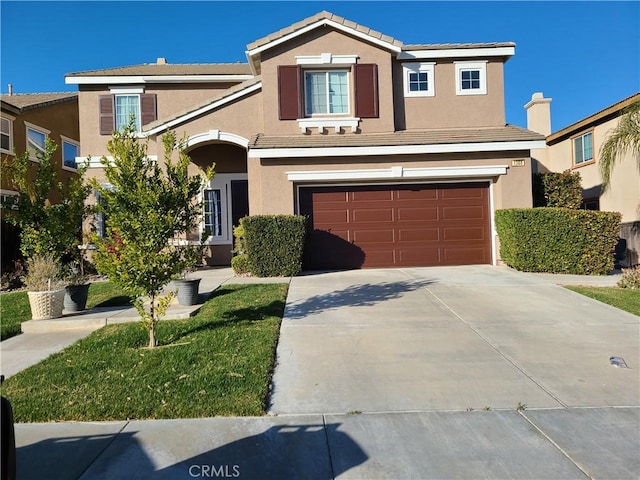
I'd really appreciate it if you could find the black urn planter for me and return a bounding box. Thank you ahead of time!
[174,278,201,306]
[64,284,90,312]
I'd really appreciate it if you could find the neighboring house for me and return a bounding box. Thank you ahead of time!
[526,92,640,267]
[0,91,80,271]
[66,10,544,269]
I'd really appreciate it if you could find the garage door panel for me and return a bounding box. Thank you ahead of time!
[353,229,395,243]
[352,208,394,222]
[300,183,491,269]
[441,205,487,220]
[398,228,440,242]
[397,207,438,221]
[443,226,487,241]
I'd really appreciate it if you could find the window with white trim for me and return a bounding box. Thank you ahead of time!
[403,62,435,97]
[203,189,223,238]
[61,137,80,170]
[573,131,594,165]
[115,94,141,131]
[455,61,487,95]
[1,116,13,153]
[25,123,49,159]
[304,70,349,115]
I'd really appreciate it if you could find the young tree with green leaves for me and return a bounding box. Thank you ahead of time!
[1,139,90,263]
[91,121,213,348]
[599,98,640,193]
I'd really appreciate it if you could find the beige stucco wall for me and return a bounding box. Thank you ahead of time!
[548,116,640,222]
[247,151,533,216]
[260,28,395,135]
[395,60,506,130]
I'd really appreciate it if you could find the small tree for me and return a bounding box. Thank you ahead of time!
[1,138,90,263]
[92,121,212,348]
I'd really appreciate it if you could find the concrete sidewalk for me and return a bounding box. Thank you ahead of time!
[3,266,639,479]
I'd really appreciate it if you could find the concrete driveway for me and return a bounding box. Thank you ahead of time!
[270,265,639,414]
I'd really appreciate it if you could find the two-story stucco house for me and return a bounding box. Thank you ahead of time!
[0,91,80,271]
[65,11,545,270]
[526,92,640,267]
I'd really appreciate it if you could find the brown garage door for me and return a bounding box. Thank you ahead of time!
[299,182,492,269]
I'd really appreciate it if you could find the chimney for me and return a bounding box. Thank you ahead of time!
[8,84,13,96]
[156,57,167,65]
[524,92,552,136]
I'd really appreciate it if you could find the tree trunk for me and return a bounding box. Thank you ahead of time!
[148,293,158,348]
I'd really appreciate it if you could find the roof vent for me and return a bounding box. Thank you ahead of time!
[156,57,167,65]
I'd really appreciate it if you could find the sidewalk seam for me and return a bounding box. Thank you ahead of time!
[518,411,593,479]
[76,420,130,480]
[422,286,569,408]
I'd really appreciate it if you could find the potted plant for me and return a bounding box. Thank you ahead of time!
[63,252,91,313]
[172,241,204,306]
[25,255,66,320]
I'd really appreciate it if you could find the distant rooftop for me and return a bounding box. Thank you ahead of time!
[1,92,77,112]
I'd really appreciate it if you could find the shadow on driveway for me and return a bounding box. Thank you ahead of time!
[285,279,434,320]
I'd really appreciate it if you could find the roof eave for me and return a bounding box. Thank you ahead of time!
[65,74,254,85]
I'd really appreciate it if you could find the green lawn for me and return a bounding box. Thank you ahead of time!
[565,286,640,316]
[0,281,131,341]
[0,283,288,422]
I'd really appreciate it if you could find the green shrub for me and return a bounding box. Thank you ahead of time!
[242,215,307,277]
[495,208,621,275]
[618,267,640,289]
[533,171,582,208]
[231,254,251,275]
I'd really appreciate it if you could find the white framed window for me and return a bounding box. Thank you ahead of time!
[0,189,18,211]
[304,70,349,115]
[203,188,223,238]
[455,61,487,95]
[115,94,141,131]
[1,115,14,154]
[61,136,80,171]
[403,62,435,97]
[25,122,50,160]
[573,131,594,165]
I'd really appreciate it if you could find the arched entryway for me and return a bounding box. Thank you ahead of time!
[187,134,249,266]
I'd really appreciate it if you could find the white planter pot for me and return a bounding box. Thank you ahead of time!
[27,289,66,320]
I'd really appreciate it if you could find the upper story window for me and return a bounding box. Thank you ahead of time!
[455,61,487,95]
[25,122,49,160]
[1,115,13,154]
[99,91,156,135]
[573,131,594,165]
[403,62,435,97]
[61,136,80,170]
[304,70,349,115]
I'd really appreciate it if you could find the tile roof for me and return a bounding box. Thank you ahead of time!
[66,63,252,77]
[250,125,545,149]
[246,10,404,51]
[0,92,77,111]
[403,42,516,50]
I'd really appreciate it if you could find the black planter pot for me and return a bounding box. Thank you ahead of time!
[64,284,90,312]
[174,278,201,306]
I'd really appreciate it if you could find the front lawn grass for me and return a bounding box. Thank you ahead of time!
[565,286,640,316]
[0,283,288,422]
[0,281,131,341]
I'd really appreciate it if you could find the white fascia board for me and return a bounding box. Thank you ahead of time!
[247,19,402,58]
[77,155,158,168]
[140,82,262,137]
[286,165,508,182]
[65,75,254,85]
[397,46,515,60]
[250,140,546,159]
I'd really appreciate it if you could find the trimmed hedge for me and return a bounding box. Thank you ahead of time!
[242,215,307,277]
[495,208,621,275]
[533,171,582,209]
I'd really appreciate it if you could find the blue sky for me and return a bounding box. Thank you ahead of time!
[1,1,638,132]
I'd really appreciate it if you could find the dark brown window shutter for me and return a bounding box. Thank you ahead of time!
[278,65,302,120]
[99,95,114,135]
[140,94,157,126]
[354,64,379,118]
